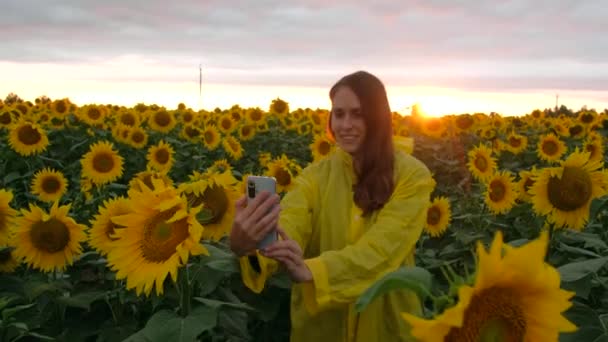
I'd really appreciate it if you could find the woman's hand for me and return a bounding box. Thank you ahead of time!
[229,191,280,257]
[262,228,312,283]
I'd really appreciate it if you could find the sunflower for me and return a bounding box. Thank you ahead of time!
[310,135,334,162]
[269,98,289,116]
[577,111,597,126]
[424,197,451,237]
[218,114,236,134]
[420,118,446,139]
[582,138,604,162]
[12,202,87,272]
[51,98,70,115]
[258,152,272,168]
[147,109,176,133]
[517,167,538,202]
[202,125,221,150]
[297,122,312,136]
[207,159,233,175]
[128,169,174,193]
[181,124,201,143]
[115,109,140,127]
[484,171,518,215]
[178,170,240,241]
[107,179,208,296]
[402,231,576,342]
[88,196,132,256]
[0,246,20,273]
[265,155,300,193]
[222,136,243,161]
[246,107,266,125]
[178,109,197,125]
[530,149,608,230]
[452,114,476,134]
[0,109,17,128]
[0,189,18,246]
[81,140,124,185]
[537,133,567,163]
[505,132,528,154]
[8,119,50,156]
[568,124,586,139]
[31,168,68,203]
[147,140,175,173]
[238,124,256,141]
[467,145,497,182]
[78,105,107,126]
[127,126,148,149]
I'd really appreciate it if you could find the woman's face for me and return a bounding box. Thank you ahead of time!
[330,86,366,155]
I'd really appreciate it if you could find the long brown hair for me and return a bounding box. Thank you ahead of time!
[328,71,395,216]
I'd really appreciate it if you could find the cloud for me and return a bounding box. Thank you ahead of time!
[1,0,607,92]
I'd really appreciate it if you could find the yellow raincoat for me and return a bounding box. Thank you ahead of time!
[239,146,435,342]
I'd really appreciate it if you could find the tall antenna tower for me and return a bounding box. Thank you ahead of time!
[555,93,559,112]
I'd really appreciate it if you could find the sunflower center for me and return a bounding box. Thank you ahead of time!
[508,137,521,148]
[275,168,291,187]
[55,101,67,114]
[319,141,331,155]
[131,131,145,143]
[42,176,61,194]
[581,113,594,124]
[154,111,171,127]
[311,113,321,125]
[185,126,200,138]
[489,180,506,202]
[182,112,193,123]
[87,108,101,120]
[445,287,526,342]
[547,166,592,211]
[474,155,488,172]
[250,110,262,121]
[569,125,583,137]
[456,115,474,130]
[121,113,136,126]
[17,125,42,145]
[541,140,558,156]
[30,218,70,253]
[427,206,441,225]
[141,209,189,263]
[204,131,215,144]
[0,112,11,125]
[241,125,252,136]
[155,149,170,164]
[192,185,229,224]
[93,152,115,173]
[221,118,232,130]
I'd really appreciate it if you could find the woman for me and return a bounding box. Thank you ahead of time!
[230,71,435,341]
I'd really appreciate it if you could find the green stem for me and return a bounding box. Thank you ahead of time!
[179,266,191,317]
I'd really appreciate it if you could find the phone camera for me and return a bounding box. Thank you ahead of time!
[247,181,256,198]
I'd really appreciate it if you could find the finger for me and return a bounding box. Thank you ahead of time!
[241,191,271,217]
[263,248,298,265]
[235,195,247,208]
[249,194,280,226]
[252,204,281,236]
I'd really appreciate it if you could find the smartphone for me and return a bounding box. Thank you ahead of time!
[246,175,278,250]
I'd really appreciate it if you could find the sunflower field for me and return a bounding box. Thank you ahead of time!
[0,95,607,341]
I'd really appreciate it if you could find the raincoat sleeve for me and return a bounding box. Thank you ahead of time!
[301,161,435,315]
[239,167,316,293]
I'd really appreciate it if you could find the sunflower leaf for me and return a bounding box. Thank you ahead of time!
[355,266,433,313]
[558,257,608,283]
[140,306,218,342]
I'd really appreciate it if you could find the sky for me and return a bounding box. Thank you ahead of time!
[1,0,607,116]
